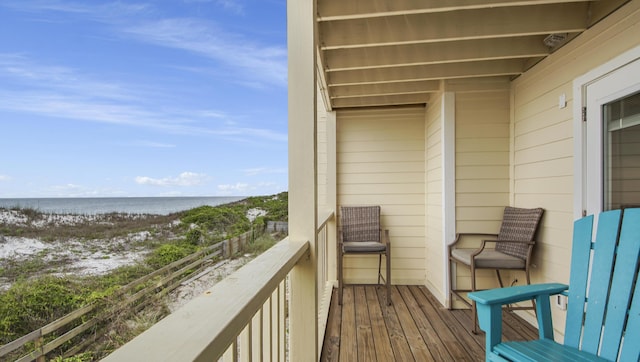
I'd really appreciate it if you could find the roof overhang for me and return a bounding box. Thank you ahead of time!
[316,0,630,109]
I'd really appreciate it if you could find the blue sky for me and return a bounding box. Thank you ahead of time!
[0,0,288,198]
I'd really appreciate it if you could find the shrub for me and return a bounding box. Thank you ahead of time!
[185,227,203,246]
[253,216,266,233]
[84,264,152,293]
[0,276,86,344]
[181,205,249,234]
[145,243,196,269]
[51,352,93,362]
[245,234,278,255]
[245,192,288,221]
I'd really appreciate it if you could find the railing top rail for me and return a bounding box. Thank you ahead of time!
[102,237,309,362]
[318,209,335,231]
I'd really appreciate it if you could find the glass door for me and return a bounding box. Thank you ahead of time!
[602,92,640,210]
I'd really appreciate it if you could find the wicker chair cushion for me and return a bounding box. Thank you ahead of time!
[451,248,526,269]
[343,241,387,253]
[340,206,381,243]
[495,207,544,259]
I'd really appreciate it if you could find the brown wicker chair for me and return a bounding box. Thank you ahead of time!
[338,205,391,305]
[448,206,544,333]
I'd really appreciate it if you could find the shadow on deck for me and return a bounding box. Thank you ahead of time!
[321,285,538,361]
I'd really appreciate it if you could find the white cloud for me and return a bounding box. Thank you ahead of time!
[216,0,244,13]
[0,55,287,143]
[1,2,286,88]
[0,1,150,18]
[122,18,287,87]
[135,172,209,187]
[0,175,11,181]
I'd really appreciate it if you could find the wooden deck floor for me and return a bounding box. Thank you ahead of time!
[321,285,538,361]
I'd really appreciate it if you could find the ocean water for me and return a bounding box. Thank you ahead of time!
[0,196,245,215]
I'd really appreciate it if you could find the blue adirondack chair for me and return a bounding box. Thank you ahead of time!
[469,208,640,361]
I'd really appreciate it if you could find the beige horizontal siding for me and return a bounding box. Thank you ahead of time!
[338,161,423,174]
[514,158,574,179]
[337,105,426,285]
[510,1,640,336]
[453,88,511,296]
[514,121,572,151]
[514,138,573,165]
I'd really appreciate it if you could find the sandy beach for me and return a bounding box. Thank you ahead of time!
[0,208,254,307]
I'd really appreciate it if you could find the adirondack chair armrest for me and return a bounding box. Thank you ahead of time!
[469,283,568,306]
[469,283,568,347]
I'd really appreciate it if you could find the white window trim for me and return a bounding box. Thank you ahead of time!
[573,45,640,219]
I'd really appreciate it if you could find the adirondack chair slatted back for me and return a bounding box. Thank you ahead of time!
[565,209,640,360]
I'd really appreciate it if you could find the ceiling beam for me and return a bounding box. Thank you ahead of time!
[330,80,441,98]
[318,0,591,21]
[319,2,589,49]
[331,94,431,108]
[328,59,526,86]
[587,0,632,25]
[323,36,550,71]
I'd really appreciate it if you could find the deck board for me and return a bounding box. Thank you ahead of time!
[321,285,539,362]
[354,286,376,362]
[376,287,414,361]
[365,286,394,361]
[401,286,457,361]
[339,287,357,362]
[389,286,434,361]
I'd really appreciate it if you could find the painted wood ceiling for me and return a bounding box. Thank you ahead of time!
[316,0,629,109]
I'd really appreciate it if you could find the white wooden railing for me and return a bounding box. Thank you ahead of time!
[103,210,336,362]
[316,210,336,350]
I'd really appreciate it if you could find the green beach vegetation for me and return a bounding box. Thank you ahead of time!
[0,192,288,361]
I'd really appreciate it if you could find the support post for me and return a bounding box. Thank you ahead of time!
[287,0,318,360]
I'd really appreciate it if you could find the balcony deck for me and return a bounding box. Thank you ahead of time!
[322,285,538,361]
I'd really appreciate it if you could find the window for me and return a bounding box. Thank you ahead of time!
[603,92,640,210]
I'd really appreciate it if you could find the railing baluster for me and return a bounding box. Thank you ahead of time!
[280,279,287,362]
[259,308,264,361]
[271,289,278,361]
[324,227,329,284]
[262,299,271,361]
[240,322,251,362]
[251,313,261,361]
[221,341,234,362]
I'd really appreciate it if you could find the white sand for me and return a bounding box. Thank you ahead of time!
[0,210,154,290]
[0,209,256,304]
[0,237,52,259]
[165,256,252,312]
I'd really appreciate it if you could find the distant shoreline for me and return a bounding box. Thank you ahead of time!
[0,196,245,215]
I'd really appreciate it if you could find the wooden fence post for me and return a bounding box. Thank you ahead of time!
[222,240,229,259]
[35,331,45,362]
